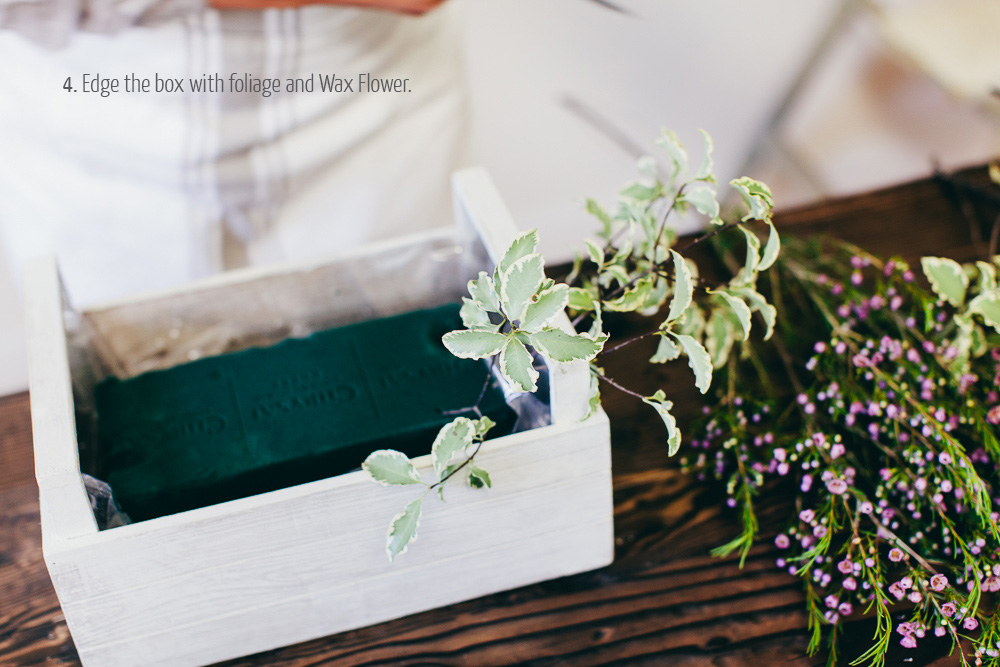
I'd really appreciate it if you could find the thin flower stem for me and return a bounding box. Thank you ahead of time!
[676,219,743,254]
[429,438,484,490]
[600,330,659,356]
[595,371,646,400]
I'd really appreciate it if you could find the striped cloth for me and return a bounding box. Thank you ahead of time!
[0,2,466,305]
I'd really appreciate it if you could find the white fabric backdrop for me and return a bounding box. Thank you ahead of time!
[0,2,467,306]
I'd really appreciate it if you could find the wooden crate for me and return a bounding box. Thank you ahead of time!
[25,168,614,667]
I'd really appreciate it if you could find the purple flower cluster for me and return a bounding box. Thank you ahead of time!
[687,244,1000,665]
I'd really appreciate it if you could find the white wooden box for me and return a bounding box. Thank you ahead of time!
[25,168,614,667]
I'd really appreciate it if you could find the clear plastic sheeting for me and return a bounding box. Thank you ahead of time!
[83,474,131,529]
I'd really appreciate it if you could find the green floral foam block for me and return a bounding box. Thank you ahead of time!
[95,303,517,522]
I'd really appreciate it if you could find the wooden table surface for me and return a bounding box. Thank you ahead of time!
[3,166,997,667]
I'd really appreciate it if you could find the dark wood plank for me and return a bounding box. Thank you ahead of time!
[0,393,32,491]
[4,167,993,666]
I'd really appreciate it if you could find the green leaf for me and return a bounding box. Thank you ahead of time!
[468,271,500,313]
[683,185,720,221]
[431,418,474,479]
[586,198,614,238]
[694,129,715,182]
[758,220,780,271]
[460,298,495,331]
[738,224,761,276]
[666,249,693,322]
[522,284,569,332]
[386,497,423,561]
[730,177,773,221]
[496,229,539,277]
[363,450,423,486]
[499,337,539,392]
[442,330,508,359]
[501,253,545,322]
[921,256,968,306]
[468,466,492,489]
[716,291,752,341]
[584,239,605,266]
[650,333,681,363]
[641,389,681,456]
[969,289,1000,333]
[528,328,606,363]
[673,333,712,394]
[656,129,688,177]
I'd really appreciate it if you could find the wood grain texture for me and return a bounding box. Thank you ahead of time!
[5,165,995,666]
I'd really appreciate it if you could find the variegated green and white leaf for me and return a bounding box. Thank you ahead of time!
[666,249,693,322]
[969,289,1000,333]
[694,129,715,182]
[705,308,737,368]
[739,224,761,276]
[584,372,601,421]
[386,497,423,561]
[730,176,773,221]
[472,415,495,439]
[363,450,422,486]
[468,466,492,489]
[639,276,670,316]
[656,129,688,178]
[442,330,508,359]
[977,261,997,293]
[587,299,604,339]
[683,185,720,222]
[460,298,496,331]
[604,278,652,312]
[521,284,569,332]
[650,333,681,363]
[584,239,605,267]
[496,229,539,277]
[500,337,539,392]
[674,333,712,394]
[921,256,968,306]
[585,198,614,239]
[610,238,634,266]
[568,286,597,311]
[758,220,780,271]
[601,263,631,289]
[642,389,681,456]
[716,291,752,341]
[739,288,777,341]
[620,181,660,202]
[431,418,474,479]
[468,271,500,313]
[528,328,606,363]
[501,253,545,322]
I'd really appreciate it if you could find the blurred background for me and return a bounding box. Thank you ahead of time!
[1,0,999,394]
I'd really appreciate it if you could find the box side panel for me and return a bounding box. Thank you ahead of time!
[24,258,98,540]
[80,231,483,379]
[52,417,612,667]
